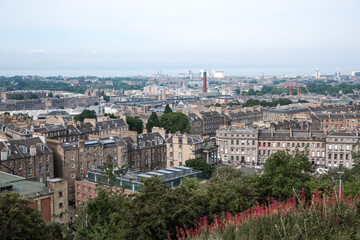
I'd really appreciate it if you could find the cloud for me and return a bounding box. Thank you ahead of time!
[28,49,46,53]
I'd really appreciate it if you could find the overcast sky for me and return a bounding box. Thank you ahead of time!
[0,0,359,76]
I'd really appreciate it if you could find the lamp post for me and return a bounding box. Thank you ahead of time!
[337,171,344,198]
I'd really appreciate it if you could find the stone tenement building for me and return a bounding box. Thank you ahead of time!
[216,126,258,166]
[47,131,166,203]
[310,113,360,131]
[122,131,166,172]
[189,110,228,137]
[47,137,128,202]
[0,137,54,183]
[225,110,263,125]
[216,125,359,169]
[33,123,96,143]
[164,131,218,168]
[263,104,351,122]
[257,129,326,166]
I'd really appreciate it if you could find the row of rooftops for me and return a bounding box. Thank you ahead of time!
[0,137,51,160]
[60,132,165,151]
[310,113,360,120]
[267,105,350,114]
[217,126,359,140]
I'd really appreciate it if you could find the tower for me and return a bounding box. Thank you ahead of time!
[202,71,207,93]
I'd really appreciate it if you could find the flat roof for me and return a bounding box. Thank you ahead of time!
[0,171,51,198]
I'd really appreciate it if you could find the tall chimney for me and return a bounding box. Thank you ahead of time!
[202,71,207,93]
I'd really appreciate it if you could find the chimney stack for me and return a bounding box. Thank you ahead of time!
[202,70,207,93]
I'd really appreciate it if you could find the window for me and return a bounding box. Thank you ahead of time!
[28,168,32,175]
[87,161,90,168]
[80,163,83,170]
[89,187,93,193]
[94,160,97,166]
[39,156,42,163]
[328,145,332,150]
[77,200,80,206]
[77,184,80,190]
[71,174,75,179]
[80,153,83,160]
[59,191,63,197]
[83,186,86,191]
[39,165,43,173]
[28,159,31,165]
[71,156,75,160]
[18,162,22,169]
[46,155,49,161]
[77,192,80,198]
[59,203,63,208]
[71,163,75,168]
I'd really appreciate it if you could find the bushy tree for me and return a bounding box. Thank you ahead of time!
[146,112,160,132]
[74,110,97,122]
[259,149,312,200]
[0,191,63,240]
[164,104,172,114]
[159,112,190,133]
[126,116,143,133]
[185,158,215,179]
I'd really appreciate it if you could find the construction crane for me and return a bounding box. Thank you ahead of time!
[297,76,311,96]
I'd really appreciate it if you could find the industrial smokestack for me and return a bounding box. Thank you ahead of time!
[202,71,207,93]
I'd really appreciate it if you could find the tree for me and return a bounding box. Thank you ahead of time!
[185,158,215,179]
[0,191,62,240]
[48,92,54,97]
[29,93,38,99]
[164,104,172,114]
[215,103,221,107]
[9,93,24,100]
[126,116,143,133]
[94,102,99,105]
[259,149,312,200]
[127,176,170,240]
[74,155,130,240]
[159,112,190,134]
[4,112,10,116]
[74,110,97,123]
[146,112,160,133]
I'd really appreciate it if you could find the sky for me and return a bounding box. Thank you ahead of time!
[0,0,359,76]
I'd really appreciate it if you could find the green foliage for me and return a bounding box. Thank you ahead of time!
[29,93,38,99]
[259,150,312,200]
[164,104,173,114]
[94,102,99,105]
[0,191,63,240]
[146,112,160,132]
[0,76,86,93]
[126,116,143,133]
[4,112,10,116]
[243,98,292,107]
[159,112,190,134]
[305,82,359,95]
[48,92,54,97]
[215,103,222,107]
[185,158,215,179]
[248,80,257,84]
[57,105,64,109]
[298,99,309,103]
[242,86,288,96]
[9,93,24,100]
[74,110,97,123]
[104,113,119,119]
